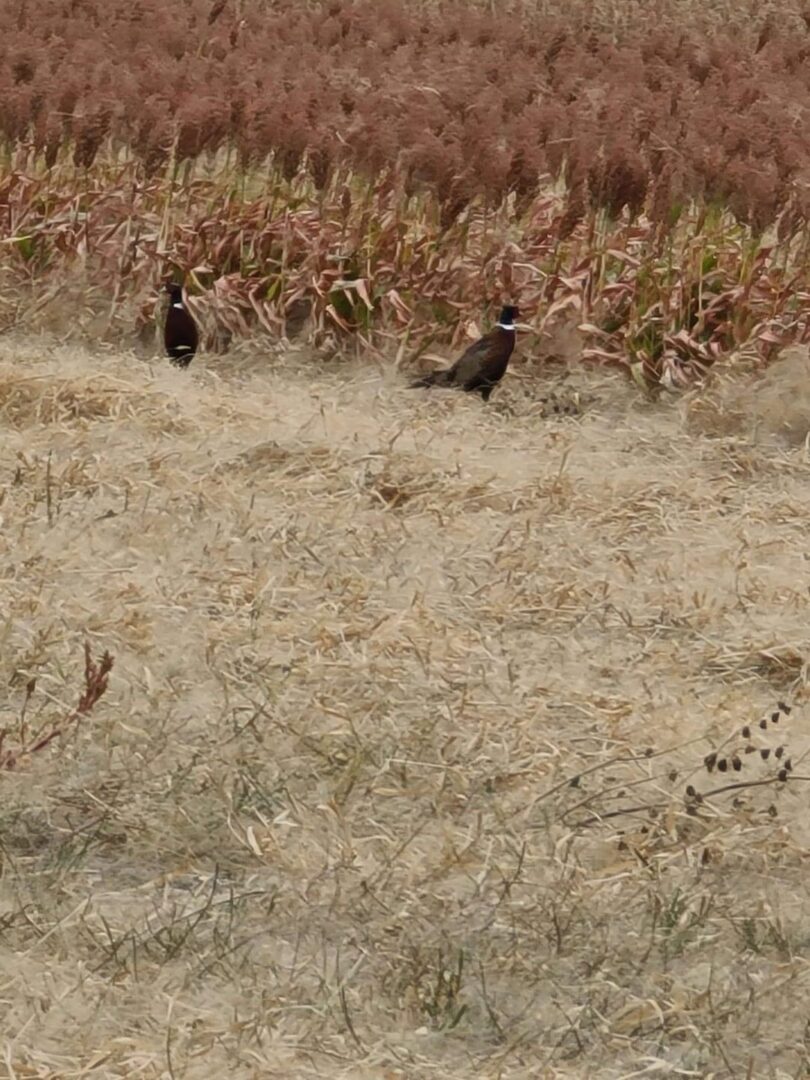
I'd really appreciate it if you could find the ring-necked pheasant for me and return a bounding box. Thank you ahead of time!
[163,283,199,368]
[409,305,520,402]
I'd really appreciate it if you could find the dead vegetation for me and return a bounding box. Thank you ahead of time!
[3,0,810,392]
[2,6,810,1073]
[2,338,810,1077]
[683,344,810,446]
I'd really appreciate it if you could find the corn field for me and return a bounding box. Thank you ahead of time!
[2,0,810,384]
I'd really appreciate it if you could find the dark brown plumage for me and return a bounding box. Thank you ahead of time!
[409,305,520,402]
[163,283,199,368]
[208,0,227,25]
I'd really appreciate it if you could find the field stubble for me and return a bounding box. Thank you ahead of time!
[2,339,810,1076]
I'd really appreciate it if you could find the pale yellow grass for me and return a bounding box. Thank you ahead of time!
[2,337,810,1079]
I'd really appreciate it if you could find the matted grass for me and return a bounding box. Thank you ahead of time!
[2,340,810,1078]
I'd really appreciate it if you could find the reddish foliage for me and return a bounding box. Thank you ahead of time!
[0,644,114,771]
[0,1,808,385]
[0,0,808,222]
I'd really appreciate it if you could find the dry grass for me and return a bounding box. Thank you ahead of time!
[683,345,810,445]
[2,338,810,1078]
